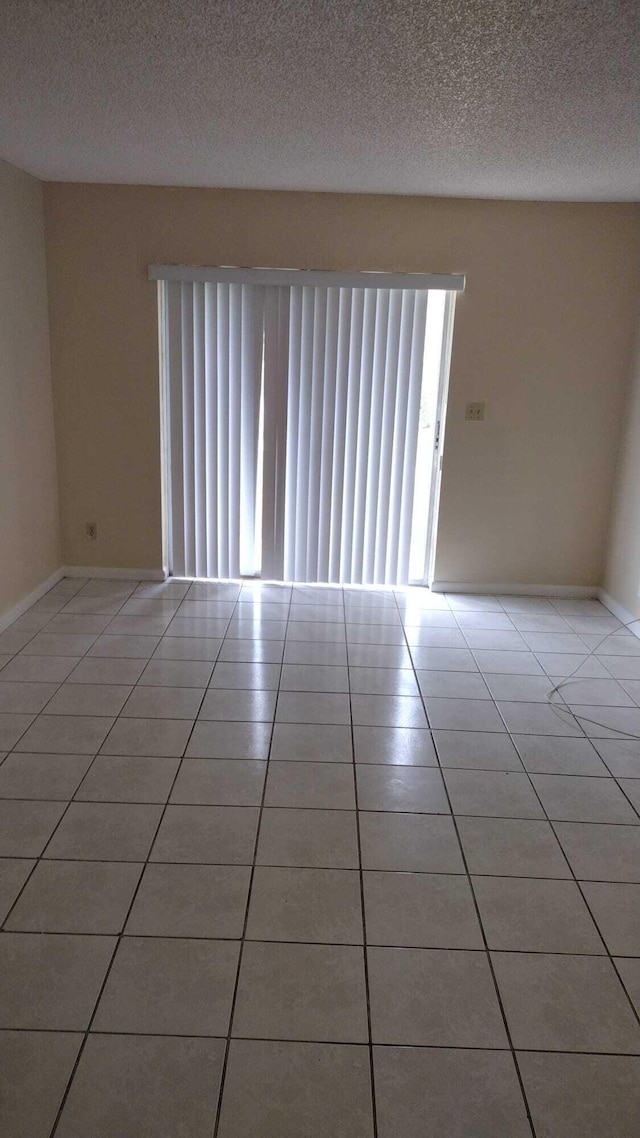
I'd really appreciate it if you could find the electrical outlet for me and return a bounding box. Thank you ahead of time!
[465,402,485,421]
[85,521,98,541]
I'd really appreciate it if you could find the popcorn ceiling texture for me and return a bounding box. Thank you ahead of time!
[0,0,638,198]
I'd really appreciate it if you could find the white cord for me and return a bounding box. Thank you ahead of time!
[545,617,640,742]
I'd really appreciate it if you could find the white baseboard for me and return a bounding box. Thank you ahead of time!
[0,567,65,634]
[63,566,166,581]
[598,589,640,638]
[430,581,598,597]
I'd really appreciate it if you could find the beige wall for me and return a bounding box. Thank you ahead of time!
[43,183,640,584]
[604,326,640,618]
[0,159,60,618]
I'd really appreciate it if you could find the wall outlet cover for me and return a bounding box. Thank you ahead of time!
[465,402,485,421]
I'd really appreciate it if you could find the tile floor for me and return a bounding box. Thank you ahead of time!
[1,577,640,1135]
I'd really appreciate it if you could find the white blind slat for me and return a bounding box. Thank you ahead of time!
[192,283,206,577]
[385,290,416,583]
[283,287,303,581]
[166,282,185,575]
[362,288,390,583]
[293,287,315,579]
[180,284,196,576]
[328,288,353,583]
[350,288,378,584]
[397,291,429,582]
[374,289,404,584]
[317,287,340,582]
[204,283,218,576]
[305,288,328,581]
[338,289,365,583]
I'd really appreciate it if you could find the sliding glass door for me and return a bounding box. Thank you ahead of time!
[155,266,462,585]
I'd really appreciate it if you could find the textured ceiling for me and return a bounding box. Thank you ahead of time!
[0,0,638,199]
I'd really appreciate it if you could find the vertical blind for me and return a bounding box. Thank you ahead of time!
[163,280,265,578]
[154,266,463,585]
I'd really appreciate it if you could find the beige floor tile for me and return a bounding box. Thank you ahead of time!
[6,860,142,933]
[15,714,114,754]
[531,773,639,823]
[265,760,355,809]
[246,866,363,943]
[0,933,115,1029]
[364,871,483,948]
[580,881,640,954]
[457,816,572,877]
[0,681,58,714]
[615,957,640,1018]
[280,663,349,692]
[351,693,427,728]
[44,683,131,717]
[218,1039,374,1138]
[359,812,464,872]
[270,722,353,762]
[492,951,640,1052]
[43,802,162,861]
[122,685,204,719]
[126,863,251,937]
[368,947,507,1046]
[0,799,66,857]
[74,754,179,802]
[276,691,351,725]
[93,937,239,1034]
[513,734,610,775]
[55,1035,224,1138]
[0,713,37,750]
[256,807,360,868]
[209,661,281,689]
[473,876,604,952]
[198,687,277,721]
[555,821,640,881]
[0,654,79,682]
[101,716,192,756]
[186,720,271,759]
[150,804,259,863]
[356,765,449,813]
[0,858,35,922]
[433,729,522,771]
[444,768,544,818]
[353,725,437,765]
[232,941,368,1042]
[0,1030,82,1138]
[66,657,146,684]
[139,658,214,687]
[170,758,266,805]
[374,1046,531,1138]
[0,752,92,799]
[518,1052,640,1138]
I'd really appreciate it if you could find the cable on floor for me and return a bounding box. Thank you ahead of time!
[545,615,640,745]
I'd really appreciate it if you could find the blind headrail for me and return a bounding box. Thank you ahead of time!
[148,264,465,292]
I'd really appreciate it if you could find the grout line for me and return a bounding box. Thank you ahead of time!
[394,590,539,1138]
[347,613,380,1138]
[211,584,294,1138]
[0,926,636,956]
[2,1023,640,1057]
[3,796,640,824]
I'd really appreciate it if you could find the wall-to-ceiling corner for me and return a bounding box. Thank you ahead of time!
[603,309,640,623]
[0,158,62,623]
